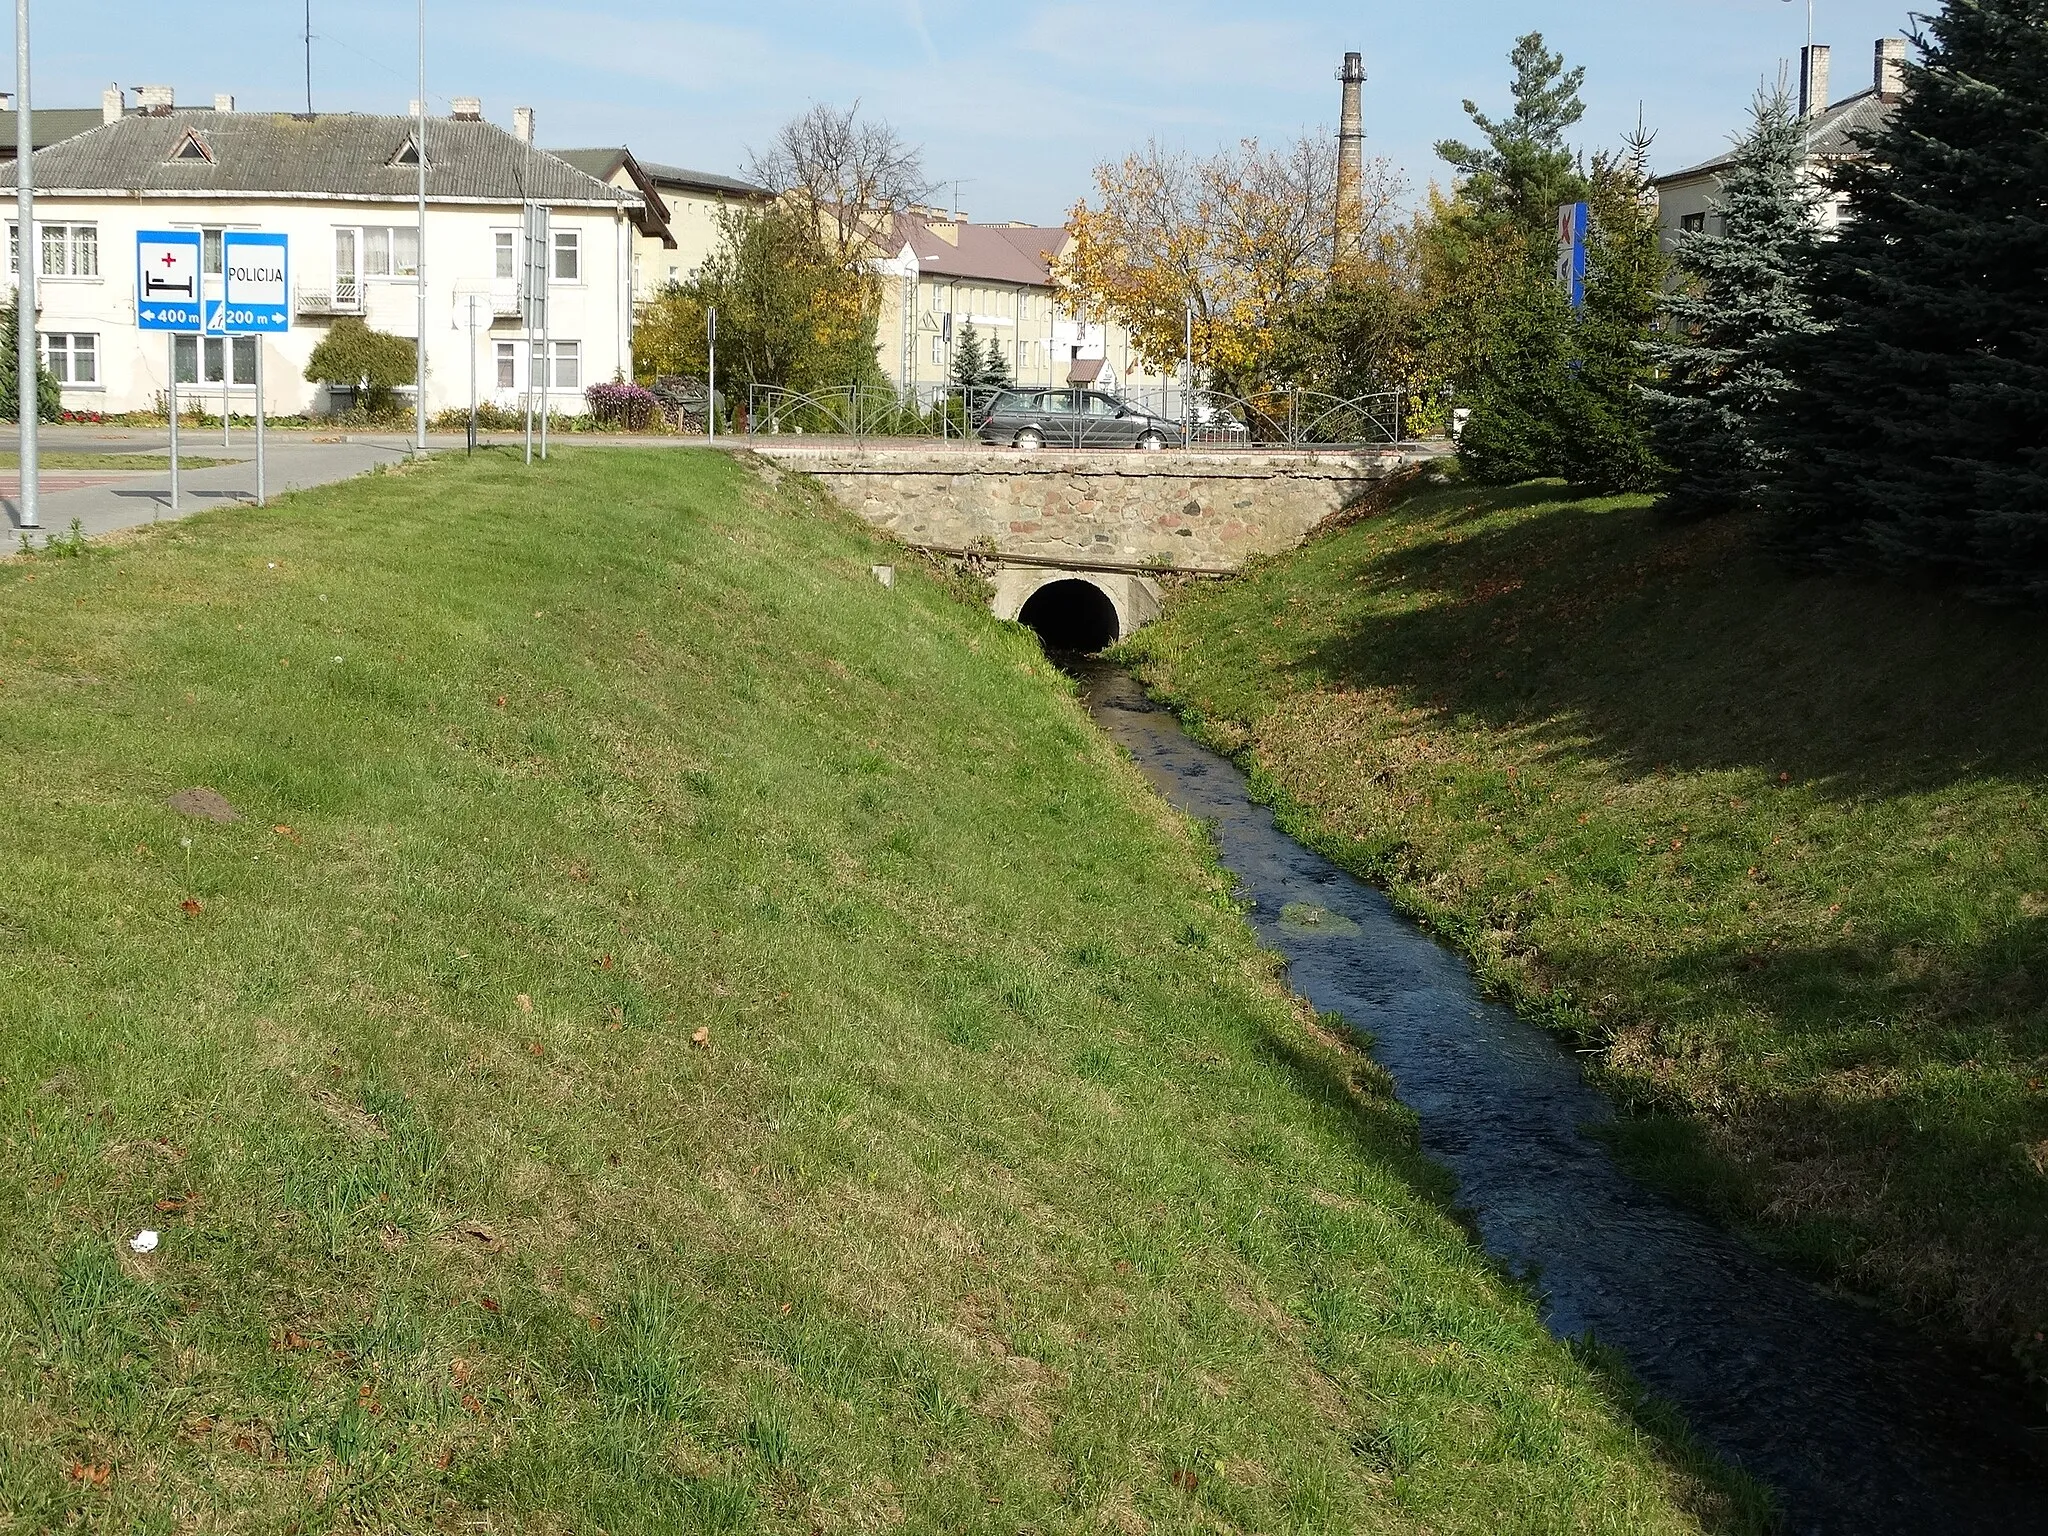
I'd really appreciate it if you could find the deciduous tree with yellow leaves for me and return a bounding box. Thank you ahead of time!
[1053,136,1400,418]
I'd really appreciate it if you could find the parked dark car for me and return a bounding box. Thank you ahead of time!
[976,388,1183,449]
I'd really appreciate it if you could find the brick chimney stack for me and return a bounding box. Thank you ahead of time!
[102,85,124,125]
[1799,44,1831,119]
[513,106,535,145]
[137,84,176,116]
[1336,51,1367,262]
[1875,37,1908,101]
[451,97,482,122]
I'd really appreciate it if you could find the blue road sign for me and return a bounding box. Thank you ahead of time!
[218,232,290,333]
[136,230,203,331]
[1555,202,1590,309]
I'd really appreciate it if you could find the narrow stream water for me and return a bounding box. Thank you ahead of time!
[1077,662,2048,1535]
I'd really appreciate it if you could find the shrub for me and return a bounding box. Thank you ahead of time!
[586,382,662,432]
[303,318,417,414]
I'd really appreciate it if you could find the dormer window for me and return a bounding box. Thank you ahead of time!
[390,135,426,169]
[169,130,213,163]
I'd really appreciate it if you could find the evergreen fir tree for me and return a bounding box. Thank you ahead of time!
[1770,0,2048,601]
[983,331,1013,390]
[1561,128,1669,490]
[1457,272,1575,483]
[0,296,62,423]
[1435,32,1590,246]
[949,320,989,390]
[1646,87,1824,516]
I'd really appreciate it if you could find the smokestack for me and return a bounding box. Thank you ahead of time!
[1875,37,1907,101]
[1799,44,1831,119]
[1336,50,1367,261]
[513,106,535,144]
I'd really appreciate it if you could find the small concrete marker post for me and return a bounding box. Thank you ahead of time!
[138,229,203,516]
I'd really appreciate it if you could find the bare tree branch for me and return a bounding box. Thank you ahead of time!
[747,102,932,271]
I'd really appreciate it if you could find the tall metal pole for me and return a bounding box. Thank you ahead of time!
[14,0,38,530]
[705,305,715,440]
[254,342,266,506]
[413,0,426,452]
[304,0,313,115]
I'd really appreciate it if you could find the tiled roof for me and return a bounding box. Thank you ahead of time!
[0,108,109,153]
[636,161,772,199]
[549,147,676,244]
[1656,88,1898,185]
[891,214,1068,286]
[0,111,638,206]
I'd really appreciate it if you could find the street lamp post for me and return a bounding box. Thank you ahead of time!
[14,0,38,530]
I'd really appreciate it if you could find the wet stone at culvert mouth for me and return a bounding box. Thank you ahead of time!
[166,787,241,823]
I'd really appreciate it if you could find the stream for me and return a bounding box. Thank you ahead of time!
[1077,662,2048,1535]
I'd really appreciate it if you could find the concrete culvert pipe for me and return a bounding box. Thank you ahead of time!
[1017,579,1121,654]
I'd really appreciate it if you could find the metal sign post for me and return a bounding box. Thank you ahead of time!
[706,305,716,439]
[219,230,288,507]
[521,202,548,466]
[138,229,203,515]
[13,0,37,530]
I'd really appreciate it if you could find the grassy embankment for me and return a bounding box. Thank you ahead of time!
[0,450,1755,1532]
[1121,468,2048,1398]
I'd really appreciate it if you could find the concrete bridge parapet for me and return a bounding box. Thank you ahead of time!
[755,443,1445,646]
[756,445,1435,574]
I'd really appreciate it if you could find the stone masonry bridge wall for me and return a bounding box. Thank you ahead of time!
[753,445,1438,640]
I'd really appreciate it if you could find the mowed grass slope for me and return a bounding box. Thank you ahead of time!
[1121,470,2048,1397]
[0,450,1738,1533]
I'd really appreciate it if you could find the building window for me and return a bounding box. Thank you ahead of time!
[357,226,421,279]
[552,229,580,282]
[494,230,515,281]
[202,228,224,275]
[547,340,581,390]
[496,341,517,390]
[10,222,98,276]
[40,332,96,383]
[1680,212,1706,234]
[931,333,943,367]
[174,335,257,386]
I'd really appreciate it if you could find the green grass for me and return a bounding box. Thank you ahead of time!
[0,452,235,471]
[0,450,1755,1532]
[1120,467,2048,1402]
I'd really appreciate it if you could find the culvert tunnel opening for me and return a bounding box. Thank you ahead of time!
[1018,579,1121,654]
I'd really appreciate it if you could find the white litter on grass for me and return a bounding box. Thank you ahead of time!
[128,1230,160,1255]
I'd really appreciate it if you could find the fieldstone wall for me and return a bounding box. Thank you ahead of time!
[753,446,1435,571]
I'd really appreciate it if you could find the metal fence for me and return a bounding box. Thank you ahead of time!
[742,382,1426,450]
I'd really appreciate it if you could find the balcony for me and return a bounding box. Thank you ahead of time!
[296,280,363,317]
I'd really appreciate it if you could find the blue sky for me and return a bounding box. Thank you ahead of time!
[19,0,1921,221]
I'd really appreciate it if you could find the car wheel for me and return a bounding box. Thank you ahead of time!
[1136,430,1167,451]
[1015,428,1045,450]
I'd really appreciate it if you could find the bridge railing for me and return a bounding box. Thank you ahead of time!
[742,382,1430,450]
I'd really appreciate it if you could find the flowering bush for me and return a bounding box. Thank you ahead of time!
[585,382,661,432]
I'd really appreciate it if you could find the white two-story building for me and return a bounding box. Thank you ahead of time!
[0,91,641,418]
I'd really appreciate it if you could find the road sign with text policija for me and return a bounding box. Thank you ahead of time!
[136,230,203,331]
[212,231,290,333]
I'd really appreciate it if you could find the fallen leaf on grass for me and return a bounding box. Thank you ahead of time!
[599,954,614,970]
[493,695,506,708]
[273,825,299,841]
[456,1221,503,1252]
[515,993,533,1014]
[180,898,202,916]
[460,1393,485,1416]
[65,1463,111,1487]
[477,1296,501,1314]
[154,1193,198,1213]
[527,1041,545,1059]
[691,1027,710,1049]
[1171,1469,1198,1492]
[435,1448,453,1471]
